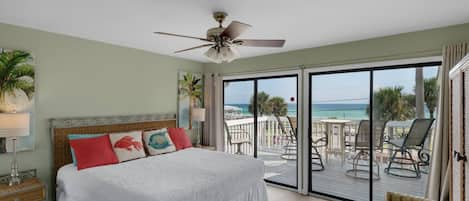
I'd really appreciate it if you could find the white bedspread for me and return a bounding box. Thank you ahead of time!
[57,148,267,201]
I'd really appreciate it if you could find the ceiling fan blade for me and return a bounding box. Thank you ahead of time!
[234,39,285,47]
[220,21,251,40]
[174,44,213,53]
[155,32,211,42]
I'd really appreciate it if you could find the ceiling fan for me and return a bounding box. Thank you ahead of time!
[154,12,286,63]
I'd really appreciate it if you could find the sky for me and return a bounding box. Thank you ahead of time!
[224,66,439,104]
[224,77,297,104]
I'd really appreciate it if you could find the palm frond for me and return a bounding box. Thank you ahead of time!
[10,64,35,79]
[0,50,35,103]
[3,79,34,99]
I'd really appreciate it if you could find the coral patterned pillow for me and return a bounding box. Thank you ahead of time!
[109,131,146,162]
[143,128,176,155]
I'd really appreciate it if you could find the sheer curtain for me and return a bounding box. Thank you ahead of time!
[203,73,224,150]
[426,42,468,201]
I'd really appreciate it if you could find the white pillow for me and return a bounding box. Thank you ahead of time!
[109,131,146,162]
[143,128,176,155]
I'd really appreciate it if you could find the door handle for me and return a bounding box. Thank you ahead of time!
[454,151,467,162]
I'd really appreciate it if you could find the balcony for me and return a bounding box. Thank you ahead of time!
[224,116,432,201]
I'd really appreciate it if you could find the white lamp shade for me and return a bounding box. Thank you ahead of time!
[0,113,30,137]
[204,47,222,63]
[192,108,206,122]
[204,46,239,63]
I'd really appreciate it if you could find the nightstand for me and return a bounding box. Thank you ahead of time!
[0,178,46,201]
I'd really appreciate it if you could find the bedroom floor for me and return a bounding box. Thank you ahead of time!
[267,186,327,201]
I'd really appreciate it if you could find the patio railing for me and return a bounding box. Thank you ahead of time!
[224,116,433,160]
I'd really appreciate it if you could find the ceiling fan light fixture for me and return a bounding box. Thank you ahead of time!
[156,11,284,63]
[219,46,239,63]
[204,47,222,63]
[204,46,239,63]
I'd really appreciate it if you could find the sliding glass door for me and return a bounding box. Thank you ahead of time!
[371,66,439,200]
[310,71,371,201]
[221,61,440,199]
[308,62,440,200]
[223,80,255,156]
[223,74,298,188]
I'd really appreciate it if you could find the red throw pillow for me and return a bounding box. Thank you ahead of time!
[69,135,119,170]
[167,128,192,150]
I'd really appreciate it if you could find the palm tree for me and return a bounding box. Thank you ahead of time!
[0,49,34,113]
[371,86,414,121]
[179,73,202,129]
[248,91,270,116]
[424,77,438,119]
[267,97,288,116]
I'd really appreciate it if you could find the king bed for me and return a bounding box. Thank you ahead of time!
[51,114,267,201]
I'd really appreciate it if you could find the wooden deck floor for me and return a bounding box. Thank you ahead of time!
[258,151,427,201]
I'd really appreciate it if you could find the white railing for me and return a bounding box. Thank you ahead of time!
[224,117,434,159]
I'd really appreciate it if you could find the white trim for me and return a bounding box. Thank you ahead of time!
[304,56,442,74]
[222,69,301,81]
[296,70,304,194]
[449,54,469,78]
[301,70,310,195]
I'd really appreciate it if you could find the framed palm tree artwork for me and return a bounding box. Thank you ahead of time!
[0,48,35,153]
[177,72,203,131]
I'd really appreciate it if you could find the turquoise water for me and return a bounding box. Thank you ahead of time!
[226,104,368,120]
[225,103,433,120]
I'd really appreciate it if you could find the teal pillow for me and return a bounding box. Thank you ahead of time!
[68,134,105,166]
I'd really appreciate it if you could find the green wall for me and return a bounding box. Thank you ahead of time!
[0,23,203,199]
[204,23,469,73]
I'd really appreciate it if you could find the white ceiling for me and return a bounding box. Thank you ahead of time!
[1,0,469,62]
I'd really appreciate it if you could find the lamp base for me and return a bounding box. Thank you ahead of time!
[8,175,21,186]
[8,138,22,186]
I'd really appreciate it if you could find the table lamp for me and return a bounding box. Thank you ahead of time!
[0,113,30,186]
[192,108,205,146]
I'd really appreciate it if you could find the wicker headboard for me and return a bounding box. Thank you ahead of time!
[50,113,176,177]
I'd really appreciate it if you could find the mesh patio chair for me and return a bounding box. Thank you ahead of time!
[384,118,435,178]
[310,121,328,171]
[344,121,358,152]
[224,121,251,155]
[275,115,297,160]
[276,115,327,170]
[345,120,387,180]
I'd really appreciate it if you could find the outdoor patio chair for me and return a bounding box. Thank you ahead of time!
[224,121,251,155]
[344,121,358,151]
[275,115,297,160]
[345,120,387,180]
[309,120,328,171]
[384,118,435,178]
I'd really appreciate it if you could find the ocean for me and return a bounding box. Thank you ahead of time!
[225,103,369,120]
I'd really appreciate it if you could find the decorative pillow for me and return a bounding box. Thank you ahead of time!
[69,135,118,170]
[68,134,105,166]
[167,128,192,150]
[143,128,176,155]
[109,131,146,162]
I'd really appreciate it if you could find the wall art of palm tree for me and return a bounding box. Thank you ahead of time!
[177,72,203,130]
[0,48,35,153]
